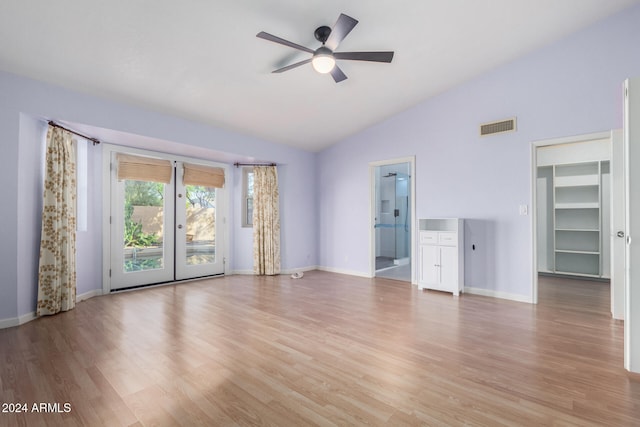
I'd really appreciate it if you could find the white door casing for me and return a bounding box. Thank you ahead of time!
[611,129,625,320]
[103,145,229,293]
[624,78,639,373]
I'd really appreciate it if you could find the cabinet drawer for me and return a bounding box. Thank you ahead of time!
[420,231,438,244]
[438,232,457,246]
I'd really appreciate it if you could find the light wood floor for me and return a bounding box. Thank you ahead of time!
[1,272,639,426]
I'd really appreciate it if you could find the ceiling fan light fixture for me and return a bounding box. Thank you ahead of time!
[312,47,335,74]
[257,13,394,83]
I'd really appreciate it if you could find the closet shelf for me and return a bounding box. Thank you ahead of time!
[555,203,599,209]
[554,249,600,255]
[551,160,603,278]
[554,175,599,187]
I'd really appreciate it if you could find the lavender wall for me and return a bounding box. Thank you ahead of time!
[318,4,640,299]
[0,70,317,323]
[0,109,19,321]
[3,4,640,324]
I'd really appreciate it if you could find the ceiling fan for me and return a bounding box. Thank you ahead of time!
[256,13,394,83]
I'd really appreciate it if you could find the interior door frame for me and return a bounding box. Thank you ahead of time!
[624,77,640,373]
[102,144,231,293]
[530,131,616,305]
[369,156,416,284]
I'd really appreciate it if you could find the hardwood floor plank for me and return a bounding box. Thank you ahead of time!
[1,271,639,426]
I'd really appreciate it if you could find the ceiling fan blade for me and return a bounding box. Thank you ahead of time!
[334,51,394,63]
[325,14,358,51]
[272,58,312,73]
[256,31,314,54]
[330,65,348,83]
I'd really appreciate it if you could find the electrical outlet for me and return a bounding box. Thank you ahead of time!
[519,204,528,216]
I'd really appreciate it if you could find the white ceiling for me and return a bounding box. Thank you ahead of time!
[1,1,638,152]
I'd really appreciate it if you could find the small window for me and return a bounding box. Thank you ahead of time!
[242,167,254,227]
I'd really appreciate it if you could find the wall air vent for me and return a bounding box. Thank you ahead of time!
[480,117,517,136]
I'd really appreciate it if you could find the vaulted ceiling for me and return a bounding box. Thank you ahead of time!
[1,1,638,151]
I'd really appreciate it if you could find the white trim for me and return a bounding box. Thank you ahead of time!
[18,311,36,325]
[318,266,373,278]
[0,289,105,329]
[464,286,533,304]
[0,318,16,329]
[369,156,417,285]
[101,143,232,293]
[77,289,103,302]
[281,265,318,275]
[531,142,539,304]
[532,131,611,148]
[0,312,36,329]
[231,265,319,276]
[530,131,612,306]
[231,269,255,275]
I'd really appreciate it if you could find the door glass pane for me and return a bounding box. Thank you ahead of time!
[124,180,165,272]
[185,185,216,265]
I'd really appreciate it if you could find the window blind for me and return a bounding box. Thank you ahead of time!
[116,153,173,183]
[183,163,225,188]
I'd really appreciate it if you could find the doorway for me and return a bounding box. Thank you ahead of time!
[370,157,415,283]
[531,132,623,319]
[105,147,228,291]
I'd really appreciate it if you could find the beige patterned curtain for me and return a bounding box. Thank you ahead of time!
[253,166,281,275]
[37,126,77,316]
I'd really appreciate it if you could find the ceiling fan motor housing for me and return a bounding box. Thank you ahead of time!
[314,26,332,44]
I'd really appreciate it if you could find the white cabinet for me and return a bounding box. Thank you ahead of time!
[418,219,464,296]
[553,161,604,277]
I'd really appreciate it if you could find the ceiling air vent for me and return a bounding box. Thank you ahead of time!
[480,117,517,136]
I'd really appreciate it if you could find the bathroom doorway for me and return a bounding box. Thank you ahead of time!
[371,158,414,282]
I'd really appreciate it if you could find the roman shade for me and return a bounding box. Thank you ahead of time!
[183,163,225,188]
[117,153,172,183]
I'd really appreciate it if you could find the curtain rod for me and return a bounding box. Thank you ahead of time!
[234,162,277,168]
[48,121,101,146]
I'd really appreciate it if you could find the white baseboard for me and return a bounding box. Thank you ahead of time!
[464,286,533,304]
[77,289,103,302]
[235,266,372,278]
[231,265,319,276]
[0,311,36,329]
[317,266,373,279]
[281,265,318,275]
[0,288,104,330]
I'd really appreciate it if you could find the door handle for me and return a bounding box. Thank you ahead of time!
[177,224,183,229]
[617,231,625,238]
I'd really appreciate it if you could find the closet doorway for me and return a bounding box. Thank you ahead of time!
[370,157,416,283]
[103,146,229,292]
[532,132,623,319]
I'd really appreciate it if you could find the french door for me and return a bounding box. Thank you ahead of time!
[109,152,226,291]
